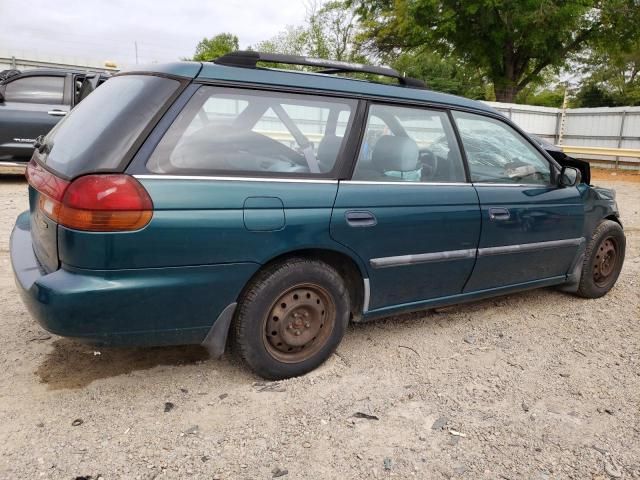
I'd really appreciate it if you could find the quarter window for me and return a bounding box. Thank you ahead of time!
[147,86,356,177]
[452,111,551,184]
[4,76,64,104]
[352,104,466,183]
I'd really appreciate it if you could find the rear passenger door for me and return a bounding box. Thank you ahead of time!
[452,111,584,291]
[330,103,481,313]
[0,74,70,161]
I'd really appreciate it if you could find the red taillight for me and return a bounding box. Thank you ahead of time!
[27,161,153,232]
[26,160,69,201]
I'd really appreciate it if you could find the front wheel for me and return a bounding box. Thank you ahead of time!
[576,220,626,298]
[233,258,350,379]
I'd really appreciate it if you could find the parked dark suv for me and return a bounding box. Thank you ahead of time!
[10,52,625,379]
[0,68,109,174]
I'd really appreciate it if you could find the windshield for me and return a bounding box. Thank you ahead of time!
[40,75,180,178]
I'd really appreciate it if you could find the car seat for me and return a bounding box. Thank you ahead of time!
[354,135,420,181]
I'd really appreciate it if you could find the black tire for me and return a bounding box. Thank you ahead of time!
[576,220,625,298]
[233,258,350,379]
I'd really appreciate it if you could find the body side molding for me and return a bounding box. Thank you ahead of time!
[478,238,584,257]
[370,248,476,269]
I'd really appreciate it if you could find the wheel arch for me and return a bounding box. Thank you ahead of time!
[605,214,622,228]
[239,248,367,322]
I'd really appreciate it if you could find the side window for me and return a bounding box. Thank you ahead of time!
[353,104,466,183]
[4,76,64,104]
[147,86,356,177]
[452,111,551,184]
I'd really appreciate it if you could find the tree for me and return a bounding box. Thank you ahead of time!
[192,33,239,61]
[307,1,364,62]
[253,1,366,64]
[253,26,309,57]
[516,86,566,108]
[572,83,617,107]
[351,0,640,102]
[391,49,487,99]
[573,38,640,106]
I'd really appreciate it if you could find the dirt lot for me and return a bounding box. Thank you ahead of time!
[0,173,638,480]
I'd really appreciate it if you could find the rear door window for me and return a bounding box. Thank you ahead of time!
[40,75,180,178]
[4,75,64,104]
[147,86,357,177]
[353,104,466,182]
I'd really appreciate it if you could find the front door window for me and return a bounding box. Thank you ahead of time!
[452,111,551,185]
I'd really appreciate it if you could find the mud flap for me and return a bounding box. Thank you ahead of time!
[201,303,237,358]
[558,239,586,293]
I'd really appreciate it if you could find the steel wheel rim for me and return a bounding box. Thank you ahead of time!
[262,283,336,363]
[593,236,618,287]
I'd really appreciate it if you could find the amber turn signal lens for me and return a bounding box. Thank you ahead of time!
[57,207,153,232]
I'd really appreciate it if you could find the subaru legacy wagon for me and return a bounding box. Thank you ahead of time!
[10,52,625,379]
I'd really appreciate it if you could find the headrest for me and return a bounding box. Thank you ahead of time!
[372,135,419,172]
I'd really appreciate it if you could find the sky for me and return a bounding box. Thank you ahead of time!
[0,0,310,68]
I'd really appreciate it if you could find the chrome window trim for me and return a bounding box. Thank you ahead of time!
[473,182,554,188]
[478,238,584,257]
[342,180,471,187]
[134,174,339,184]
[370,248,476,269]
[363,278,370,313]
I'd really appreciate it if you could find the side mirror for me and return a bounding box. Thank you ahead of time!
[559,166,581,187]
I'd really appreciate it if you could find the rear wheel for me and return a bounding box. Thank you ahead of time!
[234,258,350,379]
[576,220,625,298]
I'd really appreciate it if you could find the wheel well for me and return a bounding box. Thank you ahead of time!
[248,249,365,322]
[605,215,622,227]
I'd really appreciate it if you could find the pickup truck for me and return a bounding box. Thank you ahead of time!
[0,68,109,174]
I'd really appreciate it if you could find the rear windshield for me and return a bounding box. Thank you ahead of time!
[40,75,180,178]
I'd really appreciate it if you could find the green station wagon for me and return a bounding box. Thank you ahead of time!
[10,52,625,379]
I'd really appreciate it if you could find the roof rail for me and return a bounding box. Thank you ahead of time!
[213,51,426,89]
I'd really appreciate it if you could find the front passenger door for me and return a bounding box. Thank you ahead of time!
[452,111,584,292]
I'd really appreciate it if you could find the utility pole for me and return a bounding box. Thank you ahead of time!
[134,41,139,65]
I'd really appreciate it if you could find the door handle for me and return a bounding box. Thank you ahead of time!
[345,210,377,227]
[489,207,511,221]
[47,110,67,117]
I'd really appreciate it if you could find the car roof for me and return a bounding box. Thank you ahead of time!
[119,61,498,115]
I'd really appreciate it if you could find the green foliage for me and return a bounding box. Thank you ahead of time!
[193,33,239,61]
[187,2,640,108]
[391,50,487,99]
[572,83,618,107]
[254,26,308,57]
[252,1,366,69]
[573,38,640,107]
[516,87,566,108]
[351,0,640,102]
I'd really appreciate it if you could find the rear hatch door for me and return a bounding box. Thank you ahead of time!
[27,73,185,272]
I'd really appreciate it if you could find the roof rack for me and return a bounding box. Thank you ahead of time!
[213,51,426,89]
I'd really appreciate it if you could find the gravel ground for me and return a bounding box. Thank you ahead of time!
[0,174,638,480]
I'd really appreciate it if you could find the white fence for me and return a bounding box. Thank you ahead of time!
[484,101,640,169]
[0,55,116,74]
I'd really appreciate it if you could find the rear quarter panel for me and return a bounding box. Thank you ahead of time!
[57,178,357,270]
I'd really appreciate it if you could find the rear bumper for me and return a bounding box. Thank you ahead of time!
[10,211,258,346]
[0,161,27,175]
